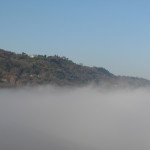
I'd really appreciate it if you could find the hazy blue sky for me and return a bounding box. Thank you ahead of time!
[1,0,150,79]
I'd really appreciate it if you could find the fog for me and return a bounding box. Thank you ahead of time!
[0,85,150,150]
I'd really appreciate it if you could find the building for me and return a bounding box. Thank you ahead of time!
[29,55,35,58]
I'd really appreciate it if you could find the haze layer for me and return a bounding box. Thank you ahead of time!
[0,85,150,150]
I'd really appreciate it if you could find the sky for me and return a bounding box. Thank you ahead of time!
[1,0,150,79]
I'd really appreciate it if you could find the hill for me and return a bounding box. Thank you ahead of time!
[0,49,149,88]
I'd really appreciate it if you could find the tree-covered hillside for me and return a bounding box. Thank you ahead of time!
[0,49,114,87]
[1,49,150,88]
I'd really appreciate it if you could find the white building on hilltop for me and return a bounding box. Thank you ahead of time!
[29,55,35,58]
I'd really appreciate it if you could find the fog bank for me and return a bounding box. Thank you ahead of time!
[0,85,150,150]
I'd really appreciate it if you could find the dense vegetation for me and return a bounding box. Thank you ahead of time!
[0,49,115,87]
[0,49,149,88]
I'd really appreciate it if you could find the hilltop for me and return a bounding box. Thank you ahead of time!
[0,49,149,88]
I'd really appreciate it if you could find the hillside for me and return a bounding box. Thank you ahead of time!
[0,49,149,88]
[0,49,115,87]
